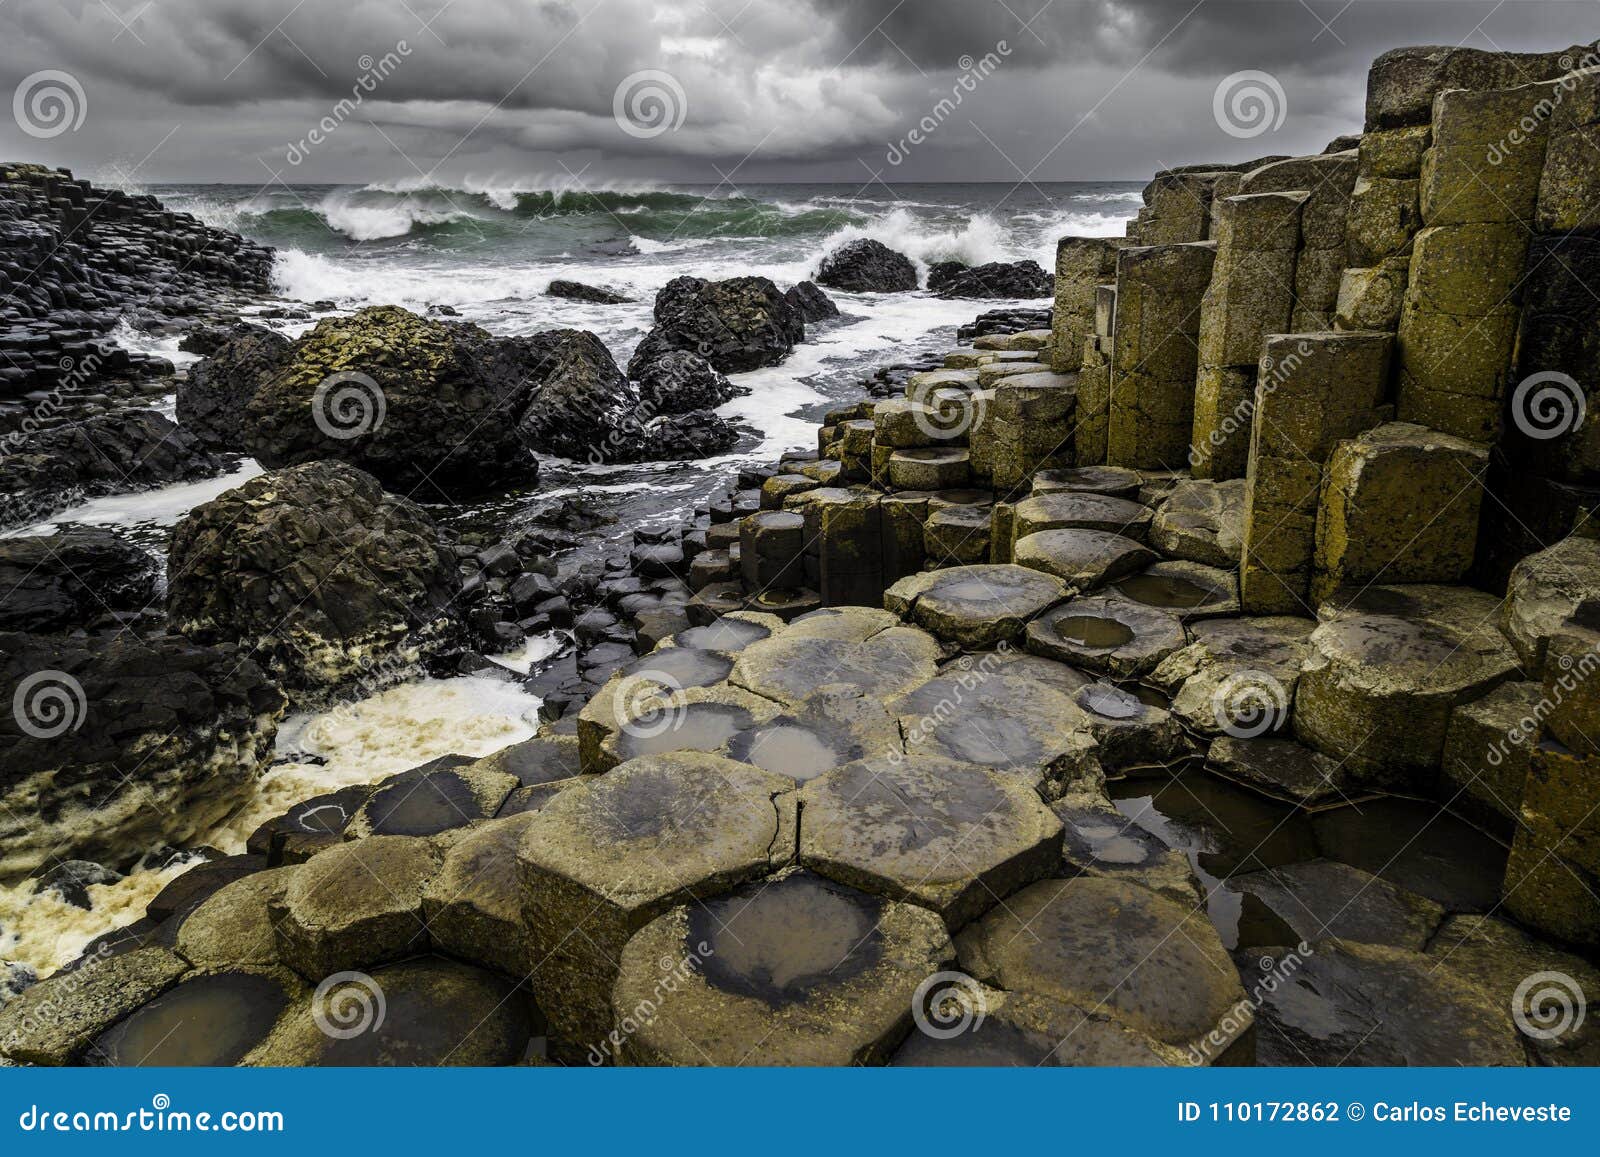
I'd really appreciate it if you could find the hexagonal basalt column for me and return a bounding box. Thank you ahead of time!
[611,870,953,1065]
[799,754,1063,929]
[739,510,805,592]
[1107,242,1217,470]
[789,486,885,607]
[1025,595,1186,678]
[1311,421,1488,602]
[1011,491,1152,545]
[517,753,798,1061]
[885,564,1068,649]
[1052,237,1124,373]
[1239,330,1393,615]
[730,609,941,706]
[1294,585,1520,787]
[957,876,1253,1063]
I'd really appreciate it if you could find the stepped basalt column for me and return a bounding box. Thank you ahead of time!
[1239,331,1394,614]
[1191,191,1308,480]
[1106,242,1217,471]
[1074,284,1116,466]
[1052,238,1124,373]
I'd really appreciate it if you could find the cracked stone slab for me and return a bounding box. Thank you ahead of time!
[1230,858,1446,951]
[0,946,190,1065]
[799,753,1064,928]
[730,619,941,706]
[1153,615,1316,738]
[1204,736,1349,807]
[886,564,1069,649]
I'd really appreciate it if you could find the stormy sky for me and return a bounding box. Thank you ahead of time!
[0,0,1595,187]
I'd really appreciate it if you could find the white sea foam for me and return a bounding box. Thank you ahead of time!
[2,460,264,538]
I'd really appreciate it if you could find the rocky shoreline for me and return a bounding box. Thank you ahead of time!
[3,40,1600,1067]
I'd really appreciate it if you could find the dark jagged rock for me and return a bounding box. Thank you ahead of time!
[637,409,741,459]
[784,280,840,322]
[0,631,284,885]
[166,461,461,693]
[957,307,1053,342]
[516,328,646,462]
[815,238,918,293]
[0,529,158,632]
[0,410,223,531]
[632,349,741,414]
[178,323,291,451]
[628,275,803,374]
[546,279,633,304]
[929,259,1053,299]
[244,306,541,494]
[0,162,273,399]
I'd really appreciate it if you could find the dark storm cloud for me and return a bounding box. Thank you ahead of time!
[0,0,1595,183]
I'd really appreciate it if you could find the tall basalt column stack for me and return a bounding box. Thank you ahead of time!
[1232,152,1360,333]
[1239,331,1394,614]
[1106,242,1216,471]
[1051,237,1123,374]
[1337,125,1429,331]
[1396,79,1559,442]
[1477,67,1600,588]
[1074,284,1116,466]
[1191,191,1308,480]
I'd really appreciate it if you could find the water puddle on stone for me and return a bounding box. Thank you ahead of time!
[1110,768,1316,947]
[675,620,771,652]
[689,872,884,1006]
[726,723,842,781]
[1115,573,1211,609]
[615,703,754,761]
[1054,615,1135,648]
[91,971,291,1066]
[624,647,734,689]
[363,770,484,837]
[1311,796,1507,913]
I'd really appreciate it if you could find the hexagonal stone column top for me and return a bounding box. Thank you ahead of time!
[730,616,941,706]
[723,688,903,782]
[799,754,1064,928]
[886,564,1069,649]
[612,870,953,1066]
[957,876,1249,1058]
[1026,595,1186,677]
[1012,528,1156,590]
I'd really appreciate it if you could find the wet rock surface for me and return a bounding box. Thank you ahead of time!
[814,239,919,293]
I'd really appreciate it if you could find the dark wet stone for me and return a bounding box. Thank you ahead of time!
[90,968,300,1066]
[1311,797,1508,913]
[1230,859,1446,951]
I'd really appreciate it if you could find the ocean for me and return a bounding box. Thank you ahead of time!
[0,178,1141,977]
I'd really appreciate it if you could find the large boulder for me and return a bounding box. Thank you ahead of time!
[0,631,284,884]
[244,306,540,493]
[814,239,918,293]
[166,461,461,693]
[0,529,158,633]
[928,260,1053,299]
[178,323,291,451]
[631,349,740,414]
[516,328,641,461]
[628,275,803,374]
[784,280,840,322]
